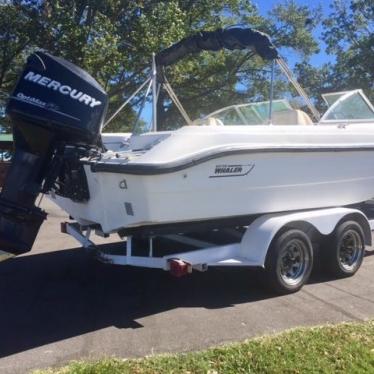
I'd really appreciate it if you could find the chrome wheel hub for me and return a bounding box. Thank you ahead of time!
[279,239,309,286]
[338,230,363,271]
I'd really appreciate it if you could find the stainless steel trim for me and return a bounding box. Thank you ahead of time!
[89,145,374,175]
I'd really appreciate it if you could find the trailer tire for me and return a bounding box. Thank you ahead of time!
[323,220,365,277]
[265,229,313,294]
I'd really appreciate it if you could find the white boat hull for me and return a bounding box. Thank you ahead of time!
[50,145,374,233]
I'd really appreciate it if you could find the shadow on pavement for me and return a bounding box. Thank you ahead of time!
[1,246,371,358]
[0,247,271,358]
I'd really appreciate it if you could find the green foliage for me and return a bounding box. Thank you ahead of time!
[274,0,374,114]
[0,1,39,92]
[322,0,374,101]
[0,0,372,133]
[292,0,374,108]
[0,0,321,132]
[156,0,321,128]
[294,61,332,111]
[268,0,322,56]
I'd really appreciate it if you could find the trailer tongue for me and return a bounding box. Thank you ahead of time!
[0,52,107,261]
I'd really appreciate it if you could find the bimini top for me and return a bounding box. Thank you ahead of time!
[155,27,279,67]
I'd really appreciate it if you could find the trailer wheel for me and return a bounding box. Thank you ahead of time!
[265,229,313,294]
[324,220,365,277]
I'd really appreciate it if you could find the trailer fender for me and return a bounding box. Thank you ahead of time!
[238,207,371,267]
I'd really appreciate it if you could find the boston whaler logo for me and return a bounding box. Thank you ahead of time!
[210,163,255,178]
[23,71,102,108]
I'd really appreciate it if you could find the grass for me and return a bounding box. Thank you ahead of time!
[33,320,374,374]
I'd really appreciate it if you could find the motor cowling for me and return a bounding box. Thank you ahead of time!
[0,52,108,261]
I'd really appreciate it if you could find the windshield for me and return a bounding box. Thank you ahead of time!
[206,100,292,126]
[320,90,374,123]
[322,92,349,107]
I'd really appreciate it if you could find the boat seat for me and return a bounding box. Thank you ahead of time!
[192,117,224,126]
[271,109,313,125]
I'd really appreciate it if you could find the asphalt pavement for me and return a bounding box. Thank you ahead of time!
[0,198,374,373]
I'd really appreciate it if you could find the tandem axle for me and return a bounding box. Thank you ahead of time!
[61,207,373,294]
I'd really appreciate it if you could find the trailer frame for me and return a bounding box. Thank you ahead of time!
[62,207,373,274]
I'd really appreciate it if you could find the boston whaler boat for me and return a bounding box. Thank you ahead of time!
[1,27,374,293]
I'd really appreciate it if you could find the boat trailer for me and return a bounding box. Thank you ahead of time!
[61,206,373,293]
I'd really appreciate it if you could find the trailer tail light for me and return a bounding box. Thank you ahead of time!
[168,259,192,277]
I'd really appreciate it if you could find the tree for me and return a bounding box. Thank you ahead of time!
[0,1,43,131]
[0,0,322,132]
[322,0,373,102]
[152,0,322,128]
[293,62,332,112]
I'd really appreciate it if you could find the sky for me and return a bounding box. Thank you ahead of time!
[255,0,334,66]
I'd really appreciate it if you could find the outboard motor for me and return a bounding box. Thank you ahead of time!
[0,52,107,262]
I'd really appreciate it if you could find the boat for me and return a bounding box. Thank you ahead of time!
[51,88,374,236]
[1,27,374,260]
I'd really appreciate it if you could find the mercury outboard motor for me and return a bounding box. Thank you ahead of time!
[0,52,107,262]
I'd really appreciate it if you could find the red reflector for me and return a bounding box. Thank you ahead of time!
[60,222,67,234]
[169,259,192,277]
